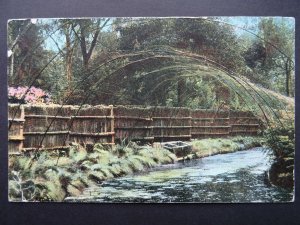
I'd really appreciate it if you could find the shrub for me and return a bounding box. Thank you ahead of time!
[8,142,178,201]
[264,125,295,190]
[264,125,295,158]
[8,86,51,104]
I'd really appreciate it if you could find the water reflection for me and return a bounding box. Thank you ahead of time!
[66,148,293,203]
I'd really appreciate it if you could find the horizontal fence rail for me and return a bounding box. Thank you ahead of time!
[8,104,262,154]
[114,105,153,143]
[151,107,192,142]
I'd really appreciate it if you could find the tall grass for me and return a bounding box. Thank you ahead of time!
[8,143,177,202]
[191,136,263,158]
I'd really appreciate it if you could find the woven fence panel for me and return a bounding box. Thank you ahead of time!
[69,105,114,145]
[8,104,24,154]
[8,104,261,153]
[114,106,153,143]
[229,111,261,136]
[22,105,76,150]
[151,107,191,142]
[191,110,230,139]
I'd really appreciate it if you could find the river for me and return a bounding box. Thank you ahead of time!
[66,147,293,203]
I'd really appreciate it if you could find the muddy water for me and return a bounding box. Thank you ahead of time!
[66,148,293,203]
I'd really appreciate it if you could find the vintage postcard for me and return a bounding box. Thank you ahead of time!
[8,17,295,203]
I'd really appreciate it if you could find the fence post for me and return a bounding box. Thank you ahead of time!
[65,114,71,147]
[188,108,192,141]
[20,105,24,151]
[8,105,25,154]
[109,105,115,144]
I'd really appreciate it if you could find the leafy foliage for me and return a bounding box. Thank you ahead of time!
[8,143,176,202]
[264,125,294,190]
[242,18,295,96]
[7,18,295,111]
[264,125,295,158]
[8,86,51,104]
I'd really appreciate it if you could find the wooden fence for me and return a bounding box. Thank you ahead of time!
[114,106,153,143]
[151,107,192,142]
[191,110,261,138]
[8,105,25,154]
[9,104,114,154]
[191,110,230,139]
[8,104,262,154]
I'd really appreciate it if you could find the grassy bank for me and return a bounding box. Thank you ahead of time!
[264,125,294,190]
[184,136,264,160]
[9,136,264,202]
[9,143,176,202]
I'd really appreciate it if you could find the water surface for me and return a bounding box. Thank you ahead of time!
[66,148,293,203]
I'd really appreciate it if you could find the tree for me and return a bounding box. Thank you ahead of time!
[63,22,76,84]
[8,17,294,108]
[72,18,110,69]
[243,18,295,96]
[116,18,244,107]
[7,19,48,86]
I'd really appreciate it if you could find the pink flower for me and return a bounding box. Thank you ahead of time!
[8,86,51,104]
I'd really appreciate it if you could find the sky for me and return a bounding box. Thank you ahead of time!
[226,16,294,36]
[38,17,295,52]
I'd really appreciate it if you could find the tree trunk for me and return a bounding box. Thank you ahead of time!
[285,60,291,97]
[63,24,76,95]
[65,31,73,83]
[9,53,14,79]
[75,19,110,69]
[177,78,185,107]
[79,23,100,69]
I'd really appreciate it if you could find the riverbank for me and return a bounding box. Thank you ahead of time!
[179,136,264,161]
[8,136,264,202]
[65,147,293,203]
[9,143,177,202]
[264,126,294,190]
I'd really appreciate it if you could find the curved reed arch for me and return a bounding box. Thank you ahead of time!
[140,68,267,120]
[124,44,294,119]
[139,66,272,126]
[106,48,291,125]
[13,48,293,155]
[34,47,292,152]
[56,48,289,138]
[167,48,293,125]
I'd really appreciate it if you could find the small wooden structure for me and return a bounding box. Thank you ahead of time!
[162,141,192,157]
